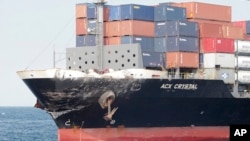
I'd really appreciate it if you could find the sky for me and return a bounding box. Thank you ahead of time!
[0,0,250,106]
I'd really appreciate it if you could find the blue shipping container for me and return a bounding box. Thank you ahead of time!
[120,4,154,21]
[109,5,121,21]
[76,35,96,47]
[155,21,199,37]
[154,22,167,37]
[154,5,186,21]
[247,21,250,34]
[166,36,199,52]
[154,37,168,52]
[142,51,166,68]
[87,4,96,19]
[121,36,154,52]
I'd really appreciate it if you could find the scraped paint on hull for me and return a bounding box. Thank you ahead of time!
[58,127,229,141]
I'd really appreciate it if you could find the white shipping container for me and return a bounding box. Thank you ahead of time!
[237,71,250,83]
[237,56,250,68]
[235,40,250,53]
[203,53,235,68]
[197,68,235,84]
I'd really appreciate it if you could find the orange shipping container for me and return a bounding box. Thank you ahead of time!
[76,18,87,35]
[173,2,231,22]
[188,19,232,26]
[120,20,154,37]
[222,25,244,39]
[244,35,250,41]
[166,52,199,68]
[199,23,223,38]
[104,21,121,37]
[104,37,121,45]
[76,4,87,18]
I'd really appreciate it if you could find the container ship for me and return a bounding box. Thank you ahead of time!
[17,1,250,141]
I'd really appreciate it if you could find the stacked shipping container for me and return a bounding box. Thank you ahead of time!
[233,20,250,87]
[74,1,250,85]
[104,4,155,52]
[104,4,159,68]
[170,2,241,84]
[154,4,199,69]
[76,3,97,47]
[235,40,250,85]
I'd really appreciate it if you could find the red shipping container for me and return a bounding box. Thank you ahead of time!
[104,37,121,45]
[200,38,234,53]
[103,6,109,22]
[76,18,87,35]
[104,21,121,37]
[166,52,199,68]
[222,25,244,39]
[199,23,223,38]
[172,2,231,22]
[233,21,250,35]
[120,20,154,37]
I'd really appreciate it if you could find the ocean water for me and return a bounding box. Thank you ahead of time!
[0,107,57,141]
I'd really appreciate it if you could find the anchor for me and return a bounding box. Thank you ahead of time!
[98,91,118,124]
[103,98,118,124]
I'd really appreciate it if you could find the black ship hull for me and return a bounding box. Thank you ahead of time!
[21,75,250,128]
[18,69,250,141]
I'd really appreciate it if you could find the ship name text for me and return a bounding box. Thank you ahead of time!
[160,84,198,90]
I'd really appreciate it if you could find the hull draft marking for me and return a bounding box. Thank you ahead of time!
[65,119,71,126]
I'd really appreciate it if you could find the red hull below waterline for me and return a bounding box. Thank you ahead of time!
[58,126,229,141]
